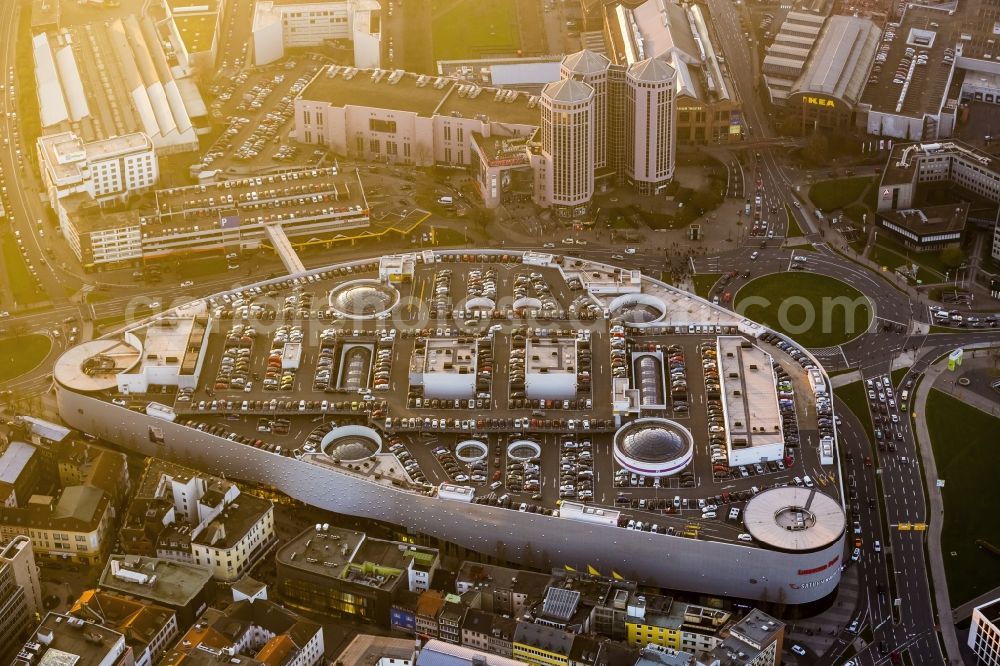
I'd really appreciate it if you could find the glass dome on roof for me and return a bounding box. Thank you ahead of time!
[326,435,378,462]
[331,284,394,315]
[613,302,663,323]
[618,423,687,462]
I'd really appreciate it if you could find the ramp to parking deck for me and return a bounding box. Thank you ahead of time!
[264,223,305,274]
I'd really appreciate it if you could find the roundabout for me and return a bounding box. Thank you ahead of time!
[734,272,873,348]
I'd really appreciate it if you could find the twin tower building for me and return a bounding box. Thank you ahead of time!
[533,50,677,217]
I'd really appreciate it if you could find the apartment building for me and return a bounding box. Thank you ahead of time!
[127,460,276,581]
[0,485,114,567]
[455,562,552,617]
[161,591,325,666]
[12,613,129,666]
[1,536,43,620]
[970,597,1000,666]
[99,554,214,630]
[0,442,42,508]
[0,539,36,665]
[70,589,179,666]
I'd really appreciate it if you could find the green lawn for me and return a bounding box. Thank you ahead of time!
[0,334,51,382]
[432,0,520,60]
[868,243,939,284]
[692,273,721,300]
[926,389,1000,605]
[843,204,868,225]
[734,273,872,348]
[785,204,804,237]
[871,234,950,281]
[809,176,876,211]
[0,235,46,306]
[834,380,875,444]
[890,366,910,388]
[431,227,468,246]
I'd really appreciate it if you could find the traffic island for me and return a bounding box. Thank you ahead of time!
[734,273,873,348]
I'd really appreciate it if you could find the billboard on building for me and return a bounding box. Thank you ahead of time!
[220,215,242,229]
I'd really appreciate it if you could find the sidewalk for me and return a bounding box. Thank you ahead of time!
[910,343,1000,665]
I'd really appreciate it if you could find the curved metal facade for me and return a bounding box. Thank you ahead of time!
[57,388,844,605]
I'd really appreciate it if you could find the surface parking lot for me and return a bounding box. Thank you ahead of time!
[201,56,329,174]
[127,254,840,546]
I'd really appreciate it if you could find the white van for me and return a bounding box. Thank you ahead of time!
[803,475,815,488]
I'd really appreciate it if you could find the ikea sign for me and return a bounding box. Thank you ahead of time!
[803,96,835,108]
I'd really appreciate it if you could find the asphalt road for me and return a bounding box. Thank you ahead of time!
[693,246,915,370]
[692,240,1000,665]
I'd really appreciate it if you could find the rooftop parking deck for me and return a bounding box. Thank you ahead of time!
[860,8,958,116]
[59,251,842,553]
[137,167,369,239]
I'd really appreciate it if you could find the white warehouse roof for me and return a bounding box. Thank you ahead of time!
[32,33,69,127]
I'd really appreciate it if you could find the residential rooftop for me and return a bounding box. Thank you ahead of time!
[160,600,321,666]
[276,525,438,590]
[0,442,37,486]
[99,554,214,608]
[456,562,552,600]
[24,613,126,666]
[70,589,176,658]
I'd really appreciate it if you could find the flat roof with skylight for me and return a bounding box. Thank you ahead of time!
[526,339,576,374]
[424,339,476,374]
[717,336,784,465]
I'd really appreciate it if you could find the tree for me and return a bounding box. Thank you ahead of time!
[804,132,830,165]
[940,246,967,269]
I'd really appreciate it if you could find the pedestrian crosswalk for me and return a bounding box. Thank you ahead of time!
[810,346,842,357]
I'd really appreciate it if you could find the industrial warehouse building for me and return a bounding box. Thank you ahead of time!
[31,13,208,155]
